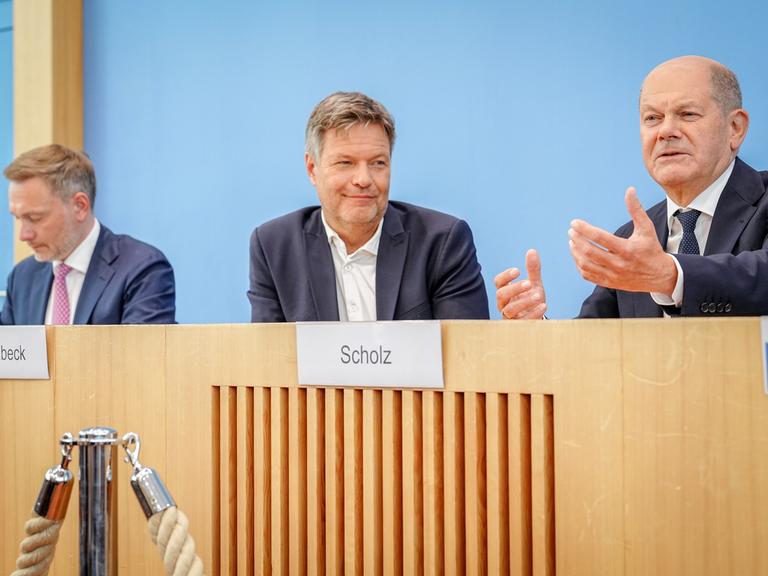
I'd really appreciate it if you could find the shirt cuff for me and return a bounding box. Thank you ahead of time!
[650,255,684,307]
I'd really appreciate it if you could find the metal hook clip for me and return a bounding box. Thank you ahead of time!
[59,432,74,470]
[121,432,142,471]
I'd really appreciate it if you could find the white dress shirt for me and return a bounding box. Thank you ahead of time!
[651,160,735,308]
[45,219,101,324]
[321,212,383,322]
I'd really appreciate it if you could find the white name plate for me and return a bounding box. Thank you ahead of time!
[0,326,49,379]
[296,321,444,389]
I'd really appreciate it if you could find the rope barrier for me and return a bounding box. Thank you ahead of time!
[10,514,62,576]
[148,507,204,576]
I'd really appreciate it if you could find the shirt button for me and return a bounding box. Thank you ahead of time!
[349,303,358,312]
[344,264,352,272]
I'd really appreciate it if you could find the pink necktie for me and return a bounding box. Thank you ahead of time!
[53,263,73,324]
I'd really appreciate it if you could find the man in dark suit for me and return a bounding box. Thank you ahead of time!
[2,144,175,324]
[495,55,766,319]
[249,92,488,322]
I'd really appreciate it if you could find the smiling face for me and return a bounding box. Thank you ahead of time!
[640,57,749,205]
[306,122,391,251]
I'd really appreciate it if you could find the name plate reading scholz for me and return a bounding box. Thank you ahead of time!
[296,321,444,389]
[0,326,49,379]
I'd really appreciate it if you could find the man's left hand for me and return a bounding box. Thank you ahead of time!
[569,187,678,295]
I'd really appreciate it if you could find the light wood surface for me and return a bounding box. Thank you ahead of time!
[13,0,83,262]
[2,319,767,575]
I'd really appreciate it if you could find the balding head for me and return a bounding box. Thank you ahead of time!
[638,56,749,205]
[641,56,742,115]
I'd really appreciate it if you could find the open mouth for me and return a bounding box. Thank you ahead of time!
[657,151,688,160]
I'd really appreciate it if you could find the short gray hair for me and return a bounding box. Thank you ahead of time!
[305,92,396,159]
[4,144,97,207]
[710,63,742,114]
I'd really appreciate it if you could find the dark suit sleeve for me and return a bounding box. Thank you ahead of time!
[248,228,286,322]
[577,286,620,318]
[0,269,16,325]
[121,252,176,324]
[675,245,768,315]
[430,219,489,320]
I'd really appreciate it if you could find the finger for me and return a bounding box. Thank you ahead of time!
[570,219,625,253]
[495,279,534,311]
[493,267,522,289]
[504,301,547,320]
[569,236,621,284]
[524,249,543,286]
[501,289,545,319]
[624,187,655,235]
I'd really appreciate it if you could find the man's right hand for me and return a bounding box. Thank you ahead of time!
[494,249,547,320]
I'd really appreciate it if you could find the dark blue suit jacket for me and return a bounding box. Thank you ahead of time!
[579,158,768,318]
[1,225,176,325]
[248,201,489,321]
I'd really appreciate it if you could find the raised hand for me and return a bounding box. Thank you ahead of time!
[494,249,547,320]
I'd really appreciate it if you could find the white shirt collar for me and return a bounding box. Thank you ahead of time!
[320,210,383,258]
[53,219,101,274]
[666,159,735,224]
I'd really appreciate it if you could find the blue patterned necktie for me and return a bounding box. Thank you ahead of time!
[675,209,701,255]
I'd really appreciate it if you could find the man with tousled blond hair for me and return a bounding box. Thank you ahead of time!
[248,91,489,322]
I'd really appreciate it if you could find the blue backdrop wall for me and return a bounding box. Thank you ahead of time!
[82,0,768,322]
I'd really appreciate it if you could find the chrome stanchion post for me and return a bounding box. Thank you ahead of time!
[78,426,118,576]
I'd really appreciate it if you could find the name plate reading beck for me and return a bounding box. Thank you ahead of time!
[0,326,49,379]
[296,321,444,389]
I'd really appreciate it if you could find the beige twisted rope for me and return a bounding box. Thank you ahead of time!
[148,507,204,576]
[10,514,62,576]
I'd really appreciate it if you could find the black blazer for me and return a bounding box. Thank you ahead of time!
[248,201,489,322]
[579,158,768,318]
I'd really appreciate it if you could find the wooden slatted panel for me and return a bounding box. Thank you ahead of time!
[465,392,488,575]
[271,388,289,574]
[253,387,272,574]
[423,391,444,576]
[343,389,364,574]
[444,391,466,575]
[307,388,326,576]
[382,391,403,575]
[487,393,510,574]
[219,387,237,575]
[237,386,254,575]
[510,394,533,576]
[325,389,345,575]
[218,385,553,576]
[402,390,424,574]
[289,387,308,575]
[363,390,384,575]
[532,394,556,576]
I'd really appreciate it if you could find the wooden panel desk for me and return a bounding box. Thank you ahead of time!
[1,319,767,575]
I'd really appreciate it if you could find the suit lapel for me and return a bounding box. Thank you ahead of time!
[74,226,116,325]
[376,206,408,321]
[304,211,339,321]
[704,158,761,255]
[29,264,54,324]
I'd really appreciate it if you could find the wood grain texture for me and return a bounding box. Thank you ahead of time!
[4,320,768,576]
